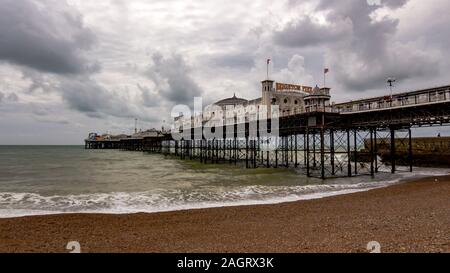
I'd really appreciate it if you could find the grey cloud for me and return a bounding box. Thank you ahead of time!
[275,0,436,91]
[21,69,54,93]
[274,16,352,48]
[7,93,19,102]
[137,84,159,107]
[146,52,203,105]
[209,52,255,69]
[381,0,409,9]
[59,78,134,119]
[58,77,162,123]
[0,0,97,75]
[34,116,71,125]
[0,91,19,103]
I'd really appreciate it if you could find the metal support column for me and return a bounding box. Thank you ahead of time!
[390,127,396,174]
[295,135,298,168]
[320,128,325,179]
[370,128,375,178]
[306,129,310,177]
[347,129,352,177]
[409,127,413,172]
[330,129,335,176]
[374,129,378,173]
[354,129,358,175]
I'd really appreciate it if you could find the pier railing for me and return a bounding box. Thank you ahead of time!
[334,86,450,114]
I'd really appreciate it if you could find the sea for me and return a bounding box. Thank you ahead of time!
[0,146,448,218]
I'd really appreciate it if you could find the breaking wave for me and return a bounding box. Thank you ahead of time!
[0,167,448,218]
[0,177,408,218]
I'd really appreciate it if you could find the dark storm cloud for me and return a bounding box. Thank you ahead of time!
[146,52,203,105]
[275,0,437,91]
[0,0,97,75]
[57,77,162,123]
[59,78,134,119]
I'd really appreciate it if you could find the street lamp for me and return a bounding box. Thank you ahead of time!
[387,77,396,98]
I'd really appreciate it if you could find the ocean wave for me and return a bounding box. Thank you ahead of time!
[0,179,399,218]
[1,168,448,218]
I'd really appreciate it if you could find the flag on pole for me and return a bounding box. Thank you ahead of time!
[266,59,271,80]
[323,68,329,87]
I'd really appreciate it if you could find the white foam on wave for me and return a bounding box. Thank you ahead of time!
[0,168,448,219]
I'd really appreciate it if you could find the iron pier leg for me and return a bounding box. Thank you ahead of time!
[390,128,396,174]
[409,128,413,172]
[303,134,307,167]
[234,138,237,165]
[199,140,202,163]
[275,146,278,169]
[374,129,378,173]
[313,132,317,168]
[246,137,249,168]
[370,128,375,178]
[253,140,257,168]
[180,140,184,160]
[285,136,289,168]
[330,129,335,176]
[295,135,298,168]
[306,130,311,177]
[354,129,358,175]
[229,140,232,164]
[320,128,325,179]
[347,129,352,177]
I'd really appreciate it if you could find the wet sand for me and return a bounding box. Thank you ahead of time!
[0,176,449,253]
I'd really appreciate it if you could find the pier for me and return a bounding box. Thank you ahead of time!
[85,85,450,179]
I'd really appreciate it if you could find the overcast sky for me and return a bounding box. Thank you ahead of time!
[0,0,449,144]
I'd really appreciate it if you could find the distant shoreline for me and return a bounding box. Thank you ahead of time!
[0,175,448,253]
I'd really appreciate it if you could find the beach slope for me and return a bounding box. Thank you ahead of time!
[0,176,449,253]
